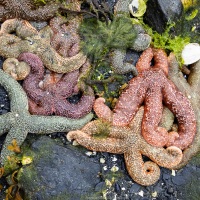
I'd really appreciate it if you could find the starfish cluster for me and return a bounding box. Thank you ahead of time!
[0,0,198,189]
[0,18,87,73]
[0,69,93,165]
[67,107,183,186]
[19,52,95,118]
[0,0,81,22]
[94,48,196,150]
[168,54,200,169]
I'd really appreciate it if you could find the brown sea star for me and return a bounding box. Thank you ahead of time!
[67,107,183,186]
[19,52,95,119]
[0,18,86,73]
[50,15,81,57]
[49,0,82,58]
[168,54,200,169]
[0,0,61,22]
[2,58,30,80]
[93,48,196,150]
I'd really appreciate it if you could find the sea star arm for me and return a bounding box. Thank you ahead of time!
[112,76,147,126]
[0,34,25,58]
[27,97,53,116]
[168,54,200,169]
[0,113,15,136]
[0,0,60,22]
[130,106,183,167]
[124,151,161,186]
[168,53,192,97]
[55,89,95,118]
[159,107,174,131]
[67,130,125,154]
[0,69,28,113]
[110,49,138,75]
[1,127,28,165]
[0,18,38,37]
[35,46,87,73]
[0,19,87,74]
[28,113,94,134]
[162,80,196,150]
[142,145,183,169]
[188,60,200,94]
[93,97,113,123]
[142,86,170,147]
[67,119,128,153]
[153,48,169,75]
[136,47,153,73]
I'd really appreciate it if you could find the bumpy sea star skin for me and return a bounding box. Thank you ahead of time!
[67,107,183,186]
[110,49,138,75]
[2,58,30,80]
[168,54,200,169]
[0,0,61,22]
[0,18,87,73]
[50,16,81,57]
[94,48,196,150]
[19,52,95,118]
[0,68,93,165]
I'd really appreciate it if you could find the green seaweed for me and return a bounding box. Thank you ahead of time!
[92,120,111,139]
[79,16,137,61]
[142,22,190,65]
[174,2,200,44]
[138,2,200,65]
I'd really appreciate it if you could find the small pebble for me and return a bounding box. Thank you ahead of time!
[100,157,106,164]
[114,182,121,194]
[103,166,108,171]
[138,190,144,197]
[167,186,174,194]
[111,156,118,162]
[171,170,176,176]
[111,165,119,172]
[151,191,158,198]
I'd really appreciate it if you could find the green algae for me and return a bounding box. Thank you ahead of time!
[92,120,111,139]
[142,22,190,65]
[79,16,137,61]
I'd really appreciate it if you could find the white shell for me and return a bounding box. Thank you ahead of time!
[182,43,200,65]
[129,0,146,17]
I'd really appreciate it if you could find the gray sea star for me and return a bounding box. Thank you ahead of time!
[67,107,183,186]
[0,69,93,165]
[0,18,87,73]
[110,0,151,74]
[168,54,200,169]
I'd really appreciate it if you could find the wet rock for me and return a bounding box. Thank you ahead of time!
[143,0,183,33]
[129,183,141,193]
[17,136,101,200]
[114,182,121,195]
[94,181,106,192]
[172,175,186,186]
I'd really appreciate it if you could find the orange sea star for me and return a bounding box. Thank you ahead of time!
[67,107,183,186]
[93,48,196,150]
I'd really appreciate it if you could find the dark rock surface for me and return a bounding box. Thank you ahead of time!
[144,0,183,33]
[17,136,101,200]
